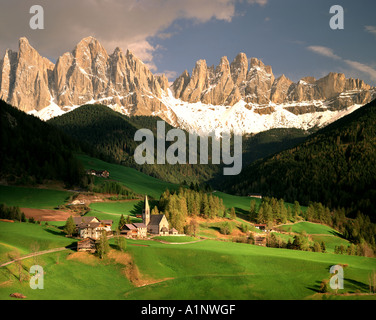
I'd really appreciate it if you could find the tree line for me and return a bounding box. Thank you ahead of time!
[223,98,376,220]
[248,197,376,257]
[154,187,227,233]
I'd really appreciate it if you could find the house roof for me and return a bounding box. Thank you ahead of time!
[100,220,113,225]
[78,222,104,229]
[133,223,147,228]
[122,224,137,230]
[77,237,97,245]
[73,216,99,225]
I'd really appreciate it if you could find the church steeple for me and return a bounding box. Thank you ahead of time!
[142,195,150,226]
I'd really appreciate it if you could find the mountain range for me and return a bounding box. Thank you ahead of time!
[1,36,375,135]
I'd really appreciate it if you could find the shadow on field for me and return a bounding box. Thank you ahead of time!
[328,229,344,238]
[306,280,322,292]
[344,278,369,292]
[44,227,65,237]
[129,201,144,217]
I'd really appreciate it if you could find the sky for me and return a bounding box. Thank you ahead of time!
[0,0,375,86]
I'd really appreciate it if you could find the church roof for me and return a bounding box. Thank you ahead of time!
[149,214,165,226]
[144,195,150,213]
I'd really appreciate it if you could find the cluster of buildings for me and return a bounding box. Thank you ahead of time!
[86,169,110,178]
[76,195,178,252]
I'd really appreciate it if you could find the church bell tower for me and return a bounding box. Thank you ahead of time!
[142,195,150,226]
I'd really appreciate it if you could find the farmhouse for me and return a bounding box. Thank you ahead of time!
[73,216,113,239]
[86,169,110,178]
[248,193,262,199]
[254,224,267,231]
[121,223,147,238]
[254,235,266,246]
[121,224,138,238]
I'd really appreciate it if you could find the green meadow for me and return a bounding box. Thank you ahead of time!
[0,185,72,209]
[0,222,76,264]
[278,221,339,236]
[0,156,375,300]
[89,200,143,229]
[77,154,178,199]
[0,221,375,300]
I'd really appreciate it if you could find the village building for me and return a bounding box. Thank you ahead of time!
[254,224,267,231]
[77,238,97,253]
[121,224,138,238]
[86,169,110,178]
[100,219,113,232]
[133,223,147,238]
[73,216,113,239]
[254,235,267,246]
[77,222,106,240]
[142,195,171,235]
[248,193,262,199]
[119,196,177,238]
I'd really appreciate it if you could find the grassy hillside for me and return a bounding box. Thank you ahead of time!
[77,154,178,199]
[276,222,351,253]
[1,221,375,300]
[0,185,72,209]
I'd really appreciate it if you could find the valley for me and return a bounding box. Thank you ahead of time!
[1,30,376,303]
[0,153,375,300]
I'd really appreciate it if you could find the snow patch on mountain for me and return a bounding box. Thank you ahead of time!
[159,89,364,136]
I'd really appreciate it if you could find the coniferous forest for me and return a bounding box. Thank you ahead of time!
[0,100,84,187]
[223,98,376,221]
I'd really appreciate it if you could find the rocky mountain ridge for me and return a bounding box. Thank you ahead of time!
[172,53,374,110]
[0,37,170,118]
[1,36,375,135]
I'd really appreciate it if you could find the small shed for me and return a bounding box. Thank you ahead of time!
[77,238,97,253]
[254,224,267,231]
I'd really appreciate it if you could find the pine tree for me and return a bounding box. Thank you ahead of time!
[250,199,257,221]
[97,230,110,259]
[118,214,126,230]
[64,216,75,237]
[151,206,159,215]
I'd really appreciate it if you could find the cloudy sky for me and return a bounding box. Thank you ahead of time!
[1,0,375,85]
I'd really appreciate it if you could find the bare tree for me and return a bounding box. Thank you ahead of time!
[369,270,376,294]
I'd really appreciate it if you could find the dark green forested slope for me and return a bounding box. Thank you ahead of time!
[222,98,376,219]
[48,104,220,184]
[0,100,84,187]
[49,104,310,186]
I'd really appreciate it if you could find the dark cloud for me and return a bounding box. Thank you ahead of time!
[0,0,243,64]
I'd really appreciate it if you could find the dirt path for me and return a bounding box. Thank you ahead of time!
[0,246,75,267]
[152,239,207,245]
